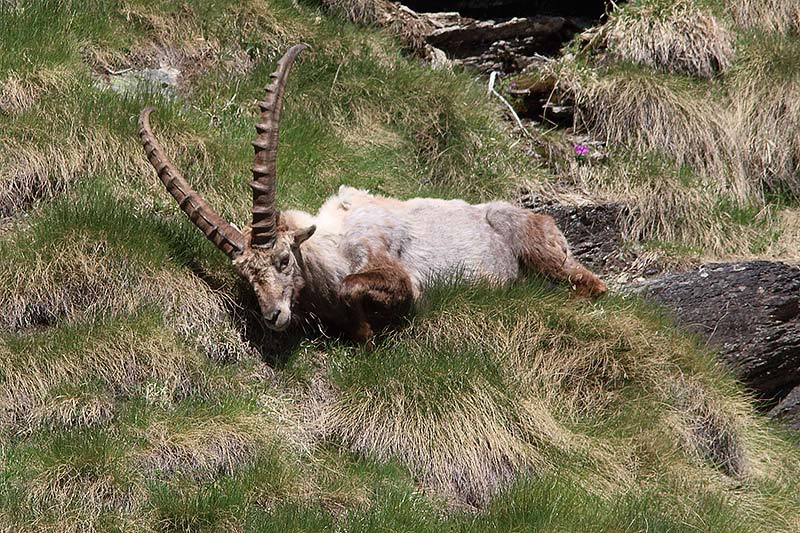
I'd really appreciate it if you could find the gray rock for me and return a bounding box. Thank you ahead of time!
[639,261,800,425]
[406,0,611,19]
[769,384,800,430]
[96,65,181,94]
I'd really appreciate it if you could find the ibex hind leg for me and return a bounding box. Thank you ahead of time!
[339,259,414,341]
[518,213,607,297]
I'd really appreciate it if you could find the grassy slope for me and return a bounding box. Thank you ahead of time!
[1,0,800,531]
[513,0,800,263]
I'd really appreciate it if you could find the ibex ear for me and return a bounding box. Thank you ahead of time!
[292,225,316,247]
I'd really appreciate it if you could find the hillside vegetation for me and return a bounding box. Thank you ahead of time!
[1,0,800,531]
[515,0,800,262]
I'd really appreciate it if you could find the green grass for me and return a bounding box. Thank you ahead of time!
[2,0,800,531]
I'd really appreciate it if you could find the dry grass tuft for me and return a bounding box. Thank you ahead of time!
[559,61,767,238]
[727,0,800,33]
[554,64,750,198]
[541,155,773,256]
[538,28,800,257]
[332,104,404,151]
[26,391,115,433]
[0,318,203,434]
[103,0,307,77]
[539,4,800,257]
[0,67,74,114]
[773,208,800,260]
[322,0,434,54]
[139,413,273,478]
[321,0,380,24]
[731,36,800,199]
[13,433,147,533]
[324,372,548,506]
[666,377,748,478]
[599,0,734,78]
[0,234,247,362]
[94,4,232,76]
[0,131,131,216]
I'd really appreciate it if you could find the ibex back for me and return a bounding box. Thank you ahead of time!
[139,44,606,341]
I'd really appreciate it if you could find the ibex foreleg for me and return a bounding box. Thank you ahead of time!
[339,258,414,341]
[517,213,607,298]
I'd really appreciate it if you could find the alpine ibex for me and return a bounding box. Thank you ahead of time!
[139,44,606,341]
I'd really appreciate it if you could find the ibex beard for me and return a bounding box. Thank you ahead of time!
[139,44,606,342]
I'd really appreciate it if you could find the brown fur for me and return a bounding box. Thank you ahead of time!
[338,255,414,341]
[293,207,604,340]
[485,208,606,298]
[517,213,607,297]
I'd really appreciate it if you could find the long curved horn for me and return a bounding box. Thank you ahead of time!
[250,43,309,248]
[139,107,246,259]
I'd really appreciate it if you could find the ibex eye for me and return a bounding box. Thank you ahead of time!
[278,254,291,271]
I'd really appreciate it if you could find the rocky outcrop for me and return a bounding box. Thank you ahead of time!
[97,65,181,94]
[427,15,582,72]
[404,0,612,19]
[325,1,608,73]
[639,261,800,426]
[414,0,616,72]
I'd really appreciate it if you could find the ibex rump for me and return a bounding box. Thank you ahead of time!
[139,44,606,341]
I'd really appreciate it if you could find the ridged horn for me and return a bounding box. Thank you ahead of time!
[250,43,309,248]
[138,107,246,259]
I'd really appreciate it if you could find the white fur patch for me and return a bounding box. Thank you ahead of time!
[293,188,525,300]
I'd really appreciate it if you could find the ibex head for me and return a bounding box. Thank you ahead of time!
[138,44,315,331]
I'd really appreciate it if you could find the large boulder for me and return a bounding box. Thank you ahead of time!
[770,385,800,431]
[639,261,800,425]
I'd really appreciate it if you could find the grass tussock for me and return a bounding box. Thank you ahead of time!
[539,38,797,255]
[726,0,800,33]
[528,0,800,258]
[775,208,800,260]
[99,0,303,79]
[0,228,246,361]
[137,404,288,480]
[0,315,202,434]
[598,0,734,78]
[731,34,800,199]
[321,0,380,25]
[0,128,140,217]
[15,431,145,533]
[667,376,749,477]
[548,62,763,237]
[321,0,434,54]
[0,66,74,114]
[555,65,740,194]
[318,280,787,511]
[538,153,778,257]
